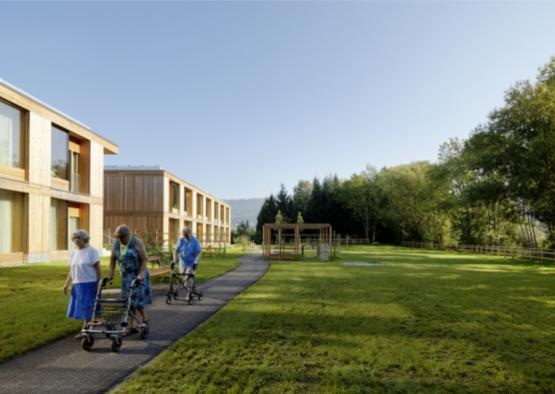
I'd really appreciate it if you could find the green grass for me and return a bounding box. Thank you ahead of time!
[0,249,243,362]
[113,245,555,393]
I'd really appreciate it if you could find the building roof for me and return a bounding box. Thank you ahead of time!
[104,165,228,205]
[0,78,118,154]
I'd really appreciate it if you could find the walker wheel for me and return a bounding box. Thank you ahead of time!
[111,337,122,352]
[139,325,149,340]
[82,335,94,351]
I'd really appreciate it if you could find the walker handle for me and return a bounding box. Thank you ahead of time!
[131,278,143,288]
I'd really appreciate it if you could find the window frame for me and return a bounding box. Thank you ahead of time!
[0,98,26,178]
[51,124,70,182]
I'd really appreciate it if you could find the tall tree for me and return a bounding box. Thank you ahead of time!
[343,166,384,242]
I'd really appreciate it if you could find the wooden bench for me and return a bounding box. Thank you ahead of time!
[147,255,171,277]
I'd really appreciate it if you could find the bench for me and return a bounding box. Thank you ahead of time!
[148,255,171,277]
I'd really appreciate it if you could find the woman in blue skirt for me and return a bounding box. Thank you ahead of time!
[108,224,152,332]
[64,229,101,326]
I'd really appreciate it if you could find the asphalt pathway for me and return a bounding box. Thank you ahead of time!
[0,253,269,394]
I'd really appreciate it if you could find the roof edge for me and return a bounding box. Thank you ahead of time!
[0,79,119,154]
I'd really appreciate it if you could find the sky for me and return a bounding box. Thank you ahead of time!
[1,1,555,199]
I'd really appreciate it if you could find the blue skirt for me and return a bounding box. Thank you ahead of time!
[121,270,152,309]
[67,281,97,320]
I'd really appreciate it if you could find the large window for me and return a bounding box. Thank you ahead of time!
[50,198,68,251]
[0,189,24,254]
[0,99,23,168]
[170,181,180,210]
[51,125,69,180]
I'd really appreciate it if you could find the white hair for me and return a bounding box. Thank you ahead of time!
[115,224,131,237]
[72,229,90,242]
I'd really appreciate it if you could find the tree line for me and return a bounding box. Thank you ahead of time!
[255,57,555,248]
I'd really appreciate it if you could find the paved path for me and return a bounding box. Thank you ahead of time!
[0,254,269,394]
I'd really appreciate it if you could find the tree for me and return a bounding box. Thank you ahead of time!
[377,162,454,244]
[463,57,555,245]
[232,220,255,243]
[254,195,277,243]
[292,180,312,215]
[343,166,383,242]
[276,184,294,223]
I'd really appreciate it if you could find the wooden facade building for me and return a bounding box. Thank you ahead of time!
[104,166,231,247]
[0,79,119,266]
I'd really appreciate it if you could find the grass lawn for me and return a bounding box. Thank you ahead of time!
[0,248,244,362]
[113,245,555,393]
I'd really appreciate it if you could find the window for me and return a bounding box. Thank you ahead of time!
[170,181,179,210]
[0,189,24,253]
[51,125,69,180]
[0,99,23,168]
[70,151,79,192]
[169,219,179,246]
[197,194,204,217]
[50,198,68,251]
[184,188,193,214]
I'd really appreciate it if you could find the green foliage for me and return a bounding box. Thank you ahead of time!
[296,211,304,224]
[232,220,255,244]
[113,245,555,393]
[275,210,284,224]
[235,235,251,252]
[461,57,555,246]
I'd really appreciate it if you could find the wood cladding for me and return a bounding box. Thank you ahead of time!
[104,174,164,213]
[0,82,118,265]
[104,169,231,245]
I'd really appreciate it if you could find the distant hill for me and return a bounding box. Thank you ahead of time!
[226,198,265,229]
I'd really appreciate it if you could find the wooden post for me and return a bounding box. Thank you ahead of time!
[295,225,300,257]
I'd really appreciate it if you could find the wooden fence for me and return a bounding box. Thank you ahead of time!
[401,241,555,263]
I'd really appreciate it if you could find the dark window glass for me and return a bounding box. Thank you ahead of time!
[51,126,69,180]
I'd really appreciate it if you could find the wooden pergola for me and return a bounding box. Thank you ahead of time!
[262,223,333,259]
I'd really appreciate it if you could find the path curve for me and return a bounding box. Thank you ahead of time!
[0,253,269,394]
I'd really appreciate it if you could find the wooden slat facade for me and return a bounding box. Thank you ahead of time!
[104,168,231,248]
[0,81,118,266]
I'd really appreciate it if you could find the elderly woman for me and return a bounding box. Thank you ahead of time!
[108,225,152,331]
[64,229,101,323]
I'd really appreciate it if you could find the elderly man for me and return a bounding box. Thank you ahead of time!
[173,227,202,274]
[108,225,152,331]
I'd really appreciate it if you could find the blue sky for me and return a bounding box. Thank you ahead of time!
[1,1,554,199]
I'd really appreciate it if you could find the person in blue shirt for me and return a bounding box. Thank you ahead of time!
[173,226,202,273]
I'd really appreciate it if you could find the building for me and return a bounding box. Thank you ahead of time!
[104,166,231,247]
[0,80,118,266]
